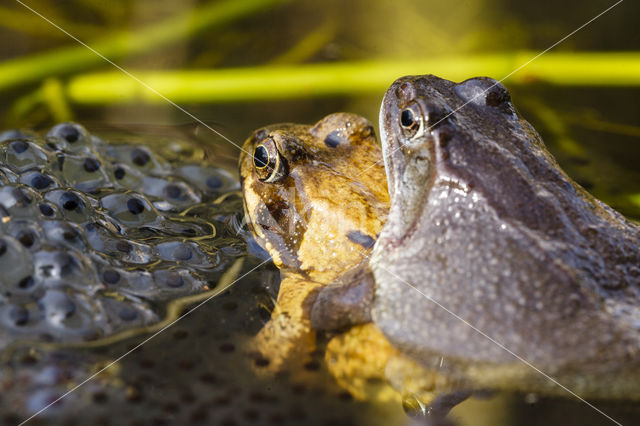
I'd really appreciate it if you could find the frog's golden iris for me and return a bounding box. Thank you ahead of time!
[399,102,423,138]
[252,138,287,183]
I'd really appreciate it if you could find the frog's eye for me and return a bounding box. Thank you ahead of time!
[253,138,287,183]
[399,102,424,138]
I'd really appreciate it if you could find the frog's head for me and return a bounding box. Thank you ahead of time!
[239,113,389,281]
[379,74,517,239]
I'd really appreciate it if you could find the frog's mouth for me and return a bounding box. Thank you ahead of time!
[378,93,400,202]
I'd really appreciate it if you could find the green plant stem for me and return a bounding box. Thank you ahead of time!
[63,51,640,104]
[0,0,289,92]
[42,78,72,122]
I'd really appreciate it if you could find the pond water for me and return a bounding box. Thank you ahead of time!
[0,0,638,425]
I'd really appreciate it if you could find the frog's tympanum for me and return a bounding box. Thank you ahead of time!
[239,113,391,379]
[312,75,640,404]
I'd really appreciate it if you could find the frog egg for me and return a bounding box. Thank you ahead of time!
[0,236,35,294]
[1,303,36,329]
[0,129,36,142]
[38,201,60,219]
[0,139,49,173]
[175,165,239,195]
[46,122,93,153]
[156,137,205,162]
[104,145,166,174]
[36,287,104,339]
[99,294,158,330]
[98,265,127,287]
[44,189,92,223]
[83,222,153,264]
[38,290,77,326]
[33,250,98,293]
[153,269,203,293]
[50,153,110,193]
[0,185,47,223]
[154,240,211,266]
[41,220,87,251]
[141,176,200,210]
[100,266,124,287]
[100,192,158,226]
[20,170,60,192]
[37,289,96,333]
[145,217,215,240]
[109,163,144,190]
[105,269,156,298]
[12,274,43,298]
[175,197,243,234]
[5,220,43,251]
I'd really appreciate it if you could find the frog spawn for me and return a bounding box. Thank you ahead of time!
[0,123,241,347]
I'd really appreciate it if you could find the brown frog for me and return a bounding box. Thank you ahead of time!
[239,113,391,378]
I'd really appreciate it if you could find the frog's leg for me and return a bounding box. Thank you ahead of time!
[315,266,471,412]
[252,275,322,372]
[311,259,374,331]
[385,354,472,416]
[324,323,400,402]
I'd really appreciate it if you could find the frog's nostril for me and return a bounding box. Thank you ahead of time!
[395,81,416,103]
[254,128,267,142]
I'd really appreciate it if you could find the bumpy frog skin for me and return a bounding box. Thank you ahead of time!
[366,74,640,398]
[239,113,389,372]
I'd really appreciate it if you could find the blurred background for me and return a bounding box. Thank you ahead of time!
[1,0,639,217]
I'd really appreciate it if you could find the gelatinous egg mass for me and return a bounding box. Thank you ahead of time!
[0,122,243,348]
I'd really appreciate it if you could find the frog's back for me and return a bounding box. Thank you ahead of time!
[372,75,640,395]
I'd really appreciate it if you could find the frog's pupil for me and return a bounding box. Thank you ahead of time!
[254,145,269,169]
[401,109,414,127]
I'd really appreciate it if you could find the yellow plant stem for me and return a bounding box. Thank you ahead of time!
[63,51,640,104]
[41,78,73,122]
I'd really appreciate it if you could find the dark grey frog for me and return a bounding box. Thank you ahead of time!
[312,75,640,400]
